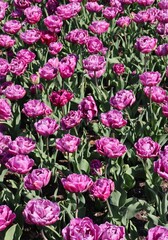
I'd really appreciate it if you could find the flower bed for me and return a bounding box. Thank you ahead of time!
[0,0,168,239]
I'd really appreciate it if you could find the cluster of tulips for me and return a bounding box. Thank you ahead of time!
[1,0,168,238]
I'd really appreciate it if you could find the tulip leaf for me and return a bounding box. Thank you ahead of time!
[4,224,22,240]
[79,159,90,173]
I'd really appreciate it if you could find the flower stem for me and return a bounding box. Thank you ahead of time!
[46,136,49,158]
[105,162,109,179]
[144,54,148,72]
[67,152,72,172]
[75,193,79,218]
[41,229,48,240]
[106,199,113,219]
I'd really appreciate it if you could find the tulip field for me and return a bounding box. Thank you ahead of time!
[1,0,168,239]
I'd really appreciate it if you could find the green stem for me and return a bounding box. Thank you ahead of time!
[106,199,113,219]
[105,161,109,179]
[144,54,148,72]
[46,136,49,158]
[41,229,48,240]
[74,126,78,136]
[62,106,65,117]
[141,158,153,185]
[67,152,72,172]
[75,193,79,218]
[162,192,168,222]
[124,28,127,47]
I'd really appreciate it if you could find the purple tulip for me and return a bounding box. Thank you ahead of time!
[20,29,42,45]
[8,136,36,155]
[86,36,105,54]
[134,137,160,158]
[34,117,59,136]
[83,54,106,71]
[14,0,30,9]
[0,98,12,120]
[0,1,8,21]
[23,199,60,226]
[90,159,103,176]
[99,222,125,240]
[102,7,120,20]
[154,157,168,181]
[49,89,74,107]
[22,99,52,118]
[65,29,89,45]
[56,2,81,20]
[137,0,154,6]
[116,16,131,28]
[62,217,100,240]
[56,134,80,153]
[133,10,150,23]
[0,133,11,157]
[0,205,16,231]
[3,20,21,34]
[90,178,115,201]
[95,137,127,158]
[24,168,52,190]
[154,145,168,180]
[101,110,127,129]
[49,42,63,55]
[157,9,168,23]
[46,0,59,14]
[146,226,168,239]
[0,35,15,48]
[139,71,161,86]
[0,58,9,77]
[9,58,27,76]
[110,89,136,110]
[0,133,12,164]
[158,0,168,9]
[144,86,166,103]
[59,54,78,79]
[39,57,59,80]
[16,49,36,64]
[87,67,106,78]
[30,84,43,95]
[4,84,26,101]
[30,74,39,84]
[162,98,168,117]
[24,6,42,24]
[85,2,104,12]
[145,7,159,23]
[112,63,125,75]
[135,36,157,54]
[89,20,110,34]
[60,110,82,130]
[40,30,58,45]
[157,22,168,35]
[44,15,63,33]
[155,43,168,56]
[61,173,93,193]
[5,155,34,174]
[110,0,123,9]
[78,96,98,121]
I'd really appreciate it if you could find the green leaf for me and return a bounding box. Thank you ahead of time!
[123,173,135,190]
[79,159,89,173]
[4,224,22,240]
[147,214,159,226]
[60,203,74,219]
[45,226,61,238]
[111,190,121,207]
[0,169,7,182]
[108,58,120,64]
